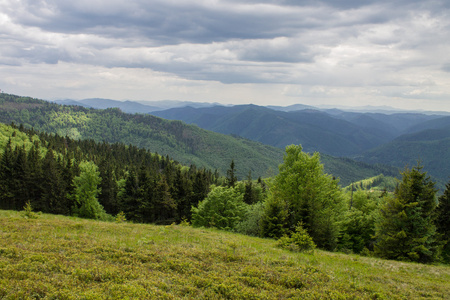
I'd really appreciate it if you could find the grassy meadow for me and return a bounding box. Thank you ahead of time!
[0,210,449,299]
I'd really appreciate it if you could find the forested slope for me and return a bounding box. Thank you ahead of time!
[0,93,399,186]
[0,122,218,224]
[152,104,393,156]
[355,128,450,188]
[0,93,283,180]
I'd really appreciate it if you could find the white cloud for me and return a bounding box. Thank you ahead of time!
[0,0,449,111]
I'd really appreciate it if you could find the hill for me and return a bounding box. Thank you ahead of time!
[1,210,449,299]
[0,93,283,180]
[0,93,399,186]
[355,128,450,189]
[151,104,442,157]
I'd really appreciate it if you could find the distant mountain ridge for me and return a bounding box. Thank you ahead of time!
[2,93,400,186]
[150,104,443,157]
[53,98,223,114]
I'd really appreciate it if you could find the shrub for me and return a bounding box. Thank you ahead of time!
[277,223,316,254]
[21,201,38,219]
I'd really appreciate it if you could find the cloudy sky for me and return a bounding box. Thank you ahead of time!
[1,0,449,111]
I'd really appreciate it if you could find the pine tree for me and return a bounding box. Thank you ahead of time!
[153,176,177,224]
[11,145,29,210]
[0,139,14,209]
[374,163,438,263]
[436,181,450,263]
[243,171,255,204]
[226,160,237,188]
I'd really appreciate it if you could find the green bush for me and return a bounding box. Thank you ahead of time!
[277,223,316,253]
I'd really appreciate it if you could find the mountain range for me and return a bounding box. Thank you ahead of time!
[0,93,402,186]
[50,97,450,188]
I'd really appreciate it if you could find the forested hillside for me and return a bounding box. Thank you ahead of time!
[355,128,450,188]
[151,103,450,186]
[0,93,398,186]
[1,119,450,265]
[152,104,393,156]
[0,122,219,224]
[151,104,442,156]
[0,93,283,180]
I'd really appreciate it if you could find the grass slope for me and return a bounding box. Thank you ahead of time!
[1,210,449,299]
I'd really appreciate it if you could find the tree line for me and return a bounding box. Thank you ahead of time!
[191,144,450,264]
[1,123,449,264]
[0,123,218,224]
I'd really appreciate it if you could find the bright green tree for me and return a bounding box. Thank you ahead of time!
[267,144,344,250]
[191,185,246,230]
[374,163,439,263]
[339,190,383,253]
[72,161,106,220]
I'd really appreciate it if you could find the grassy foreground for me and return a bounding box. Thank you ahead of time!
[0,210,449,299]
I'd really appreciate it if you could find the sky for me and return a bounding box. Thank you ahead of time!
[0,0,449,111]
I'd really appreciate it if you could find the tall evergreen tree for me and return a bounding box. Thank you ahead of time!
[374,163,439,263]
[11,145,29,210]
[226,160,237,188]
[27,142,43,205]
[436,181,450,263]
[243,171,255,205]
[39,149,67,214]
[0,139,15,209]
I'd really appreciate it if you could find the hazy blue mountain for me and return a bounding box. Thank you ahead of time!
[266,103,316,112]
[136,100,222,110]
[53,99,92,108]
[152,104,404,156]
[354,128,450,189]
[77,98,161,114]
[403,116,450,134]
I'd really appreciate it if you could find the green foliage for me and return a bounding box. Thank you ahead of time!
[261,194,288,238]
[71,161,107,220]
[191,186,246,230]
[115,211,127,223]
[267,144,345,250]
[277,223,316,253]
[21,201,38,219]
[344,174,398,193]
[234,201,265,236]
[3,210,449,299]
[0,93,284,180]
[226,159,237,187]
[0,121,219,224]
[338,190,383,254]
[374,163,439,263]
[436,181,450,263]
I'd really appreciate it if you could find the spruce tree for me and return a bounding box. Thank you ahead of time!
[374,163,438,263]
[0,139,15,209]
[436,182,450,263]
[226,160,237,188]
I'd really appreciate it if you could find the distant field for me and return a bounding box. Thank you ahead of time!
[0,210,449,299]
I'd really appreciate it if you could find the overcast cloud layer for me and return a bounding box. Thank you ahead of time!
[1,0,449,110]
